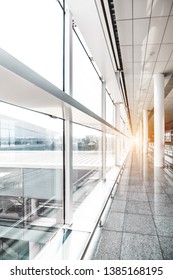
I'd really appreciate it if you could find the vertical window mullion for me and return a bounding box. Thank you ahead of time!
[64,9,73,226]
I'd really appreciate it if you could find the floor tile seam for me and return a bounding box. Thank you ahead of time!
[149,200,173,207]
[112,211,173,217]
[125,211,152,216]
[164,192,173,200]
[121,230,158,237]
[157,234,173,239]
[146,211,173,217]
[126,199,149,202]
[109,210,126,214]
[146,191,165,260]
[148,200,173,205]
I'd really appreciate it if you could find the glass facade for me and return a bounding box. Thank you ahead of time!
[106,91,115,126]
[0,0,129,260]
[0,0,63,89]
[72,30,102,116]
[106,133,116,171]
[0,105,63,259]
[73,124,102,211]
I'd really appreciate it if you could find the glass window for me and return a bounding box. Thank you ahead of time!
[0,103,63,260]
[0,0,63,89]
[106,92,115,126]
[73,124,102,211]
[106,133,116,171]
[73,31,102,116]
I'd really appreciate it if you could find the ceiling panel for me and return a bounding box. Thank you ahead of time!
[134,63,143,74]
[133,19,150,45]
[133,0,152,18]
[141,77,152,90]
[143,61,155,73]
[148,17,167,44]
[117,20,132,45]
[123,62,133,74]
[121,46,133,62]
[145,44,160,62]
[157,44,173,61]
[162,16,173,43]
[114,0,132,20]
[152,0,173,17]
[134,45,146,62]
[154,61,167,73]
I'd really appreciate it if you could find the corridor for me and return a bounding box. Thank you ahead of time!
[93,145,173,260]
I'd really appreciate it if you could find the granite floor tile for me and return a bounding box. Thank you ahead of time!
[92,148,173,260]
[114,191,128,200]
[144,181,162,187]
[127,185,146,193]
[168,194,173,202]
[126,201,152,215]
[164,186,173,194]
[145,186,166,193]
[159,236,173,260]
[154,216,173,237]
[93,230,122,260]
[119,179,129,184]
[129,180,144,186]
[116,185,129,192]
[124,213,156,235]
[110,200,126,213]
[150,202,173,216]
[104,212,124,231]
[121,233,163,260]
[128,192,148,202]
[147,193,172,203]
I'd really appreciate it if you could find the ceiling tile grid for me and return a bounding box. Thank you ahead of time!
[152,0,173,17]
[115,0,173,132]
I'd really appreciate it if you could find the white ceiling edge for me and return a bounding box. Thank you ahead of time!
[66,0,123,103]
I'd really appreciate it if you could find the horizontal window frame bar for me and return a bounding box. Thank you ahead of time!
[0,48,128,138]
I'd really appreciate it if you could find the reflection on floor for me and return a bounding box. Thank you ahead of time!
[92,145,173,260]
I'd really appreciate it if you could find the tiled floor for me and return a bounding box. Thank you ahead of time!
[92,146,173,260]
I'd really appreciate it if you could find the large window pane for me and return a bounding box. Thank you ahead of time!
[73,31,102,116]
[106,133,116,171]
[0,103,63,260]
[106,92,115,126]
[0,0,63,89]
[73,124,102,211]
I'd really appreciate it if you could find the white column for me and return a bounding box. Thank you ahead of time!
[154,73,164,167]
[143,110,148,153]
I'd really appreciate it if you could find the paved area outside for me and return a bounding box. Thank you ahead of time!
[92,145,173,260]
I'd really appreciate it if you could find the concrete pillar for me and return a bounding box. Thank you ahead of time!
[154,73,164,167]
[143,110,148,153]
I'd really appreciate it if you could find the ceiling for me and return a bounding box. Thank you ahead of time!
[111,0,173,134]
[67,0,173,135]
